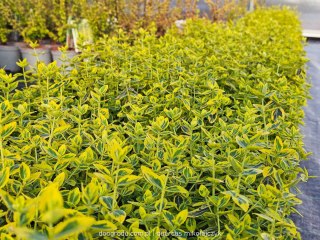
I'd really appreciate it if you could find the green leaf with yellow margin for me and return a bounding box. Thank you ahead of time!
[224,190,250,212]
[141,166,165,190]
[53,216,95,239]
[174,209,188,226]
[91,220,117,231]
[118,175,142,187]
[19,163,31,182]
[0,122,17,139]
[0,167,10,189]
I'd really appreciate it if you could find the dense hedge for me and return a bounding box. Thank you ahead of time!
[0,8,309,239]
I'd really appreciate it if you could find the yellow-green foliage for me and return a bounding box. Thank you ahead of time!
[1,0,253,43]
[3,0,50,42]
[0,8,309,239]
[0,2,11,44]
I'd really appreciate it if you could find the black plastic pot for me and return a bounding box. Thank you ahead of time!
[20,47,52,70]
[0,44,21,73]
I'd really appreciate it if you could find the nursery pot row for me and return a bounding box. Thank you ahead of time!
[0,44,76,72]
[0,45,21,73]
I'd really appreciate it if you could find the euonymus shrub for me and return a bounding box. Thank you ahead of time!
[0,8,310,240]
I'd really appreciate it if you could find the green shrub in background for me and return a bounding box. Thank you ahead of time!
[0,8,309,240]
[4,0,52,43]
[1,0,256,44]
[0,2,11,44]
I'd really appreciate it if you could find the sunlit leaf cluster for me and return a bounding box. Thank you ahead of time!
[0,8,309,239]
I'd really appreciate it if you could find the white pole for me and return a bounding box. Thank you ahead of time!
[249,0,254,11]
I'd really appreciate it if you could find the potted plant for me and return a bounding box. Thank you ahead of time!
[0,2,21,73]
[7,0,52,70]
[78,0,118,39]
[20,2,53,70]
[4,0,27,48]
